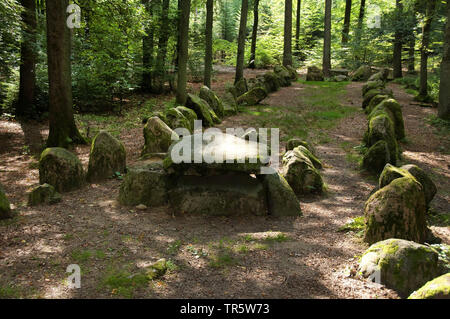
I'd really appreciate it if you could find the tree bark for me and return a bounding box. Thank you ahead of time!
[438,0,450,119]
[235,0,248,83]
[323,0,332,77]
[294,0,302,55]
[46,0,84,147]
[176,0,191,104]
[154,0,170,93]
[342,0,352,44]
[419,0,437,98]
[249,0,259,69]
[17,0,37,118]
[407,36,416,74]
[283,0,293,67]
[393,0,404,79]
[204,0,213,87]
[354,0,366,46]
[142,0,155,93]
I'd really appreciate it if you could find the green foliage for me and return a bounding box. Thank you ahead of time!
[338,216,365,237]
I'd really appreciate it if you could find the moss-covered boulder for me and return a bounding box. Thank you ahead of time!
[118,161,168,207]
[362,80,385,96]
[199,86,225,118]
[286,138,314,153]
[259,171,302,217]
[362,88,393,109]
[402,165,437,207]
[165,108,192,132]
[365,113,399,162]
[274,65,292,86]
[285,65,298,80]
[358,238,443,297]
[87,131,126,182]
[146,258,168,280]
[186,93,220,127]
[142,116,178,157]
[28,183,62,206]
[365,94,390,114]
[368,98,405,140]
[168,174,267,216]
[364,177,429,245]
[282,148,324,194]
[39,147,84,192]
[379,164,437,208]
[408,273,450,299]
[351,65,372,81]
[362,140,392,174]
[175,106,198,132]
[263,72,281,92]
[306,66,324,81]
[368,69,390,82]
[293,145,322,169]
[0,184,12,219]
[234,78,248,97]
[236,87,268,105]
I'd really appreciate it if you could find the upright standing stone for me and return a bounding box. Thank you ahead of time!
[142,116,179,157]
[0,184,12,219]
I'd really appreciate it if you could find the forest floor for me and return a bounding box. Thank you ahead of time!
[0,67,449,299]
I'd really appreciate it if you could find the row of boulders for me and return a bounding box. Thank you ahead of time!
[360,69,405,174]
[306,66,350,82]
[120,132,303,217]
[30,131,127,206]
[358,238,449,298]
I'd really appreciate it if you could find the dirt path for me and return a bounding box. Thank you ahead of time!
[0,73,448,299]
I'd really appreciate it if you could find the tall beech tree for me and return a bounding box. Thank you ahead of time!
[176,0,191,104]
[283,0,293,67]
[46,0,84,147]
[249,0,260,69]
[393,0,404,78]
[17,0,37,118]
[439,0,450,119]
[323,0,332,77]
[204,0,213,87]
[154,0,170,93]
[354,0,366,47]
[342,0,352,44]
[235,0,248,83]
[418,0,437,100]
[295,0,302,55]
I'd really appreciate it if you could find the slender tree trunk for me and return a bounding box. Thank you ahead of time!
[235,0,249,83]
[407,36,416,74]
[393,0,404,78]
[176,0,191,104]
[283,0,293,67]
[354,0,366,47]
[342,0,352,44]
[204,0,213,87]
[438,0,450,119]
[17,0,37,118]
[295,0,302,55]
[46,0,84,147]
[154,0,170,93]
[419,0,437,98]
[323,0,332,77]
[142,0,155,93]
[249,0,259,69]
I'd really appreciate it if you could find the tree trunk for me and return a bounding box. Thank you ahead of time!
[294,0,302,55]
[393,0,403,79]
[249,0,259,69]
[283,0,293,67]
[176,0,191,104]
[46,0,85,147]
[342,0,352,44]
[407,36,416,74]
[354,0,366,46]
[204,0,213,87]
[154,0,170,93]
[17,0,37,118]
[323,0,332,77]
[235,0,249,83]
[438,0,450,119]
[419,0,437,98]
[142,0,155,93]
